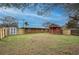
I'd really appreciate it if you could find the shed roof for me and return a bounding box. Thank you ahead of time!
[49,24,60,27]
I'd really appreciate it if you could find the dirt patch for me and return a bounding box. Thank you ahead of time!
[55,44,79,55]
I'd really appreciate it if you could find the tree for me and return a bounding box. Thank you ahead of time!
[24,21,29,27]
[0,16,18,27]
[1,3,79,22]
[0,3,65,16]
[66,19,76,28]
[66,15,79,28]
[0,3,79,16]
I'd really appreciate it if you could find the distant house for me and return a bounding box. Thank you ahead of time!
[18,24,63,34]
[17,27,49,34]
[24,27,49,33]
[49,24,62,34]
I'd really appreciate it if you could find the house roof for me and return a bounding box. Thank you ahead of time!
[21,27,49,29]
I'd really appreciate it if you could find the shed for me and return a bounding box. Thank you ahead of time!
[49,24,62,34]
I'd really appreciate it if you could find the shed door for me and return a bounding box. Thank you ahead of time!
[53,27,61,34]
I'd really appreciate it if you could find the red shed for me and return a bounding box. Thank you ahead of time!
[49,24,62,34]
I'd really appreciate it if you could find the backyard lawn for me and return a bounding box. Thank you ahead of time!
[0,33,79,55]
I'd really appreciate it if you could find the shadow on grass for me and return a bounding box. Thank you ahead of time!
[0,40,8,43]
[0,37,9,42]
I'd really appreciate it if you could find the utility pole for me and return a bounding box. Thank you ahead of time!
[23,19,25,28]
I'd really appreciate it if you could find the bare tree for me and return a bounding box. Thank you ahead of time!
[0,16,18,27]
[0,3,79,23]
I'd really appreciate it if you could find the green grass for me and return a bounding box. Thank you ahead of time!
[0,33,79,55]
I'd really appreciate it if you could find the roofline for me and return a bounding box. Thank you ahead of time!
[21,27,49,29]
[49,26,61,27]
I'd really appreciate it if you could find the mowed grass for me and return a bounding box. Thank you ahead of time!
[0,33,79,55]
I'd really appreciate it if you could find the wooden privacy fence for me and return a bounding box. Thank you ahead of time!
[17,28,25,34]
[71,29,79,35]
[63,29,71,35]
[0,27,8,39]
[0,27,79,39]
[63,29,79,35]
[0,27,17,39]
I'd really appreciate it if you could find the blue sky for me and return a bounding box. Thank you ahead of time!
[0,5,69,28]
